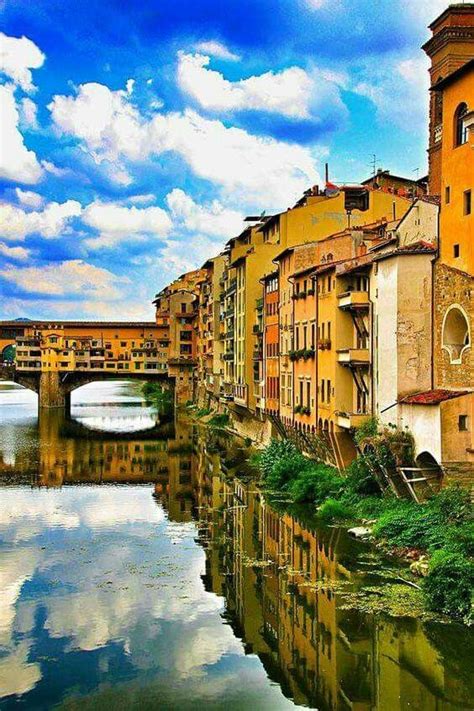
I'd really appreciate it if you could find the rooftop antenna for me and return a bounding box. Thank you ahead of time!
[369,154,378,178]
[412,167,420,199]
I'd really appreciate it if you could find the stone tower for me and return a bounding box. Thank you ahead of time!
[423,3,474,194]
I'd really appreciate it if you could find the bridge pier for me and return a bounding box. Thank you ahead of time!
[38,372,69,410]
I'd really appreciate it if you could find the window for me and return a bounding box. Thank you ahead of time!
[454,244,460,259]
[464,190,471,216]
[442,305,470,364]
[445,186,450,204]
[459,415,468,432]
[454,103,468,146]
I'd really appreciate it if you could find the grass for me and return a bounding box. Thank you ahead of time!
[256,437,474,622]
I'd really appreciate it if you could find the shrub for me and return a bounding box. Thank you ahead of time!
[424,549,474,620]
[318,498,354,523]
[208,413,230,428]
[259,439,300,480]
[344,457,381,497]
[196,407,212,418]
[288,464,342,504]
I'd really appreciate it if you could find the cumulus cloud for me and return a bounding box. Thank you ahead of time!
[353,55,430,130]
[49,81,320,208]
[15,188,44,209]
[150,109,320,206]
[0,242,30,262]
[48,82,146,163]
[177,51,314,119]
[19,97,38,129]
[166,188,243,238]
[0,259,129,298]
[0,84,43,184]
[1,199,82,241]
[194,40,240,62]
[82,201,172,249]
[0,33,45,93]
[127,193,156,205]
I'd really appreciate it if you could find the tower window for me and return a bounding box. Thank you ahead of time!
[464,190,471,216]
[454,244,460,259]
[445,186,450,204]
[454,103,468,147]
[442,305,470,364]
[459,415,468,432]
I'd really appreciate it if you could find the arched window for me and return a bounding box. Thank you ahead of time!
[442,305,470,364]
[454,103,468,146]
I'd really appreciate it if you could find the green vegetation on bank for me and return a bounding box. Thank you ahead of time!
[257,434,474,622]
[141,382,173,417]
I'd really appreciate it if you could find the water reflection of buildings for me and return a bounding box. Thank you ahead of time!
[160,433,473,711]
[1,412,472,709]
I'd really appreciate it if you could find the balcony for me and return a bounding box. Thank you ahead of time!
[225,279,237,296]
[337,348,370,366]
[225,329,235,340]
[233,383,248,407]
[225,308,234,318]
[223,352,234,361]
[338,291,369,310]
[336,412,370,430]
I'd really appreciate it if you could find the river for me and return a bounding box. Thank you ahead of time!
[0,381,472,710]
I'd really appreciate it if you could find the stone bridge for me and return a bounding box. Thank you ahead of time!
[0,320,181,410]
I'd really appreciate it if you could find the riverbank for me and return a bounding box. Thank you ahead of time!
[257,436,474,623]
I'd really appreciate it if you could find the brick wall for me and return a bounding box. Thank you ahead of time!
[434,262,474,389]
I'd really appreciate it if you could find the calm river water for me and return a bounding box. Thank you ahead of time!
[0,381,472,710]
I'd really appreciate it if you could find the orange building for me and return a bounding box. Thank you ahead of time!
[423,3,474,195]
[262,270,279,415]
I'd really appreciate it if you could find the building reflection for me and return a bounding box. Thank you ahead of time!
[0,411,472,710]
[160,433,473,711]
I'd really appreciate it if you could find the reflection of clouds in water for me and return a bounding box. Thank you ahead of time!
[0,549,40,646]
[0,486,244,701]
[72,413,157,433]
[0,488,164,543]
[0,640,41,698]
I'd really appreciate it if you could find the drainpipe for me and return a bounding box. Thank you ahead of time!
[313,274,319,429]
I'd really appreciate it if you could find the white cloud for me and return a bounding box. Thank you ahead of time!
[82,201,172,249]
[0,33,45,93]
[48,82,146,163]
[158,234,224,277]
[15,188,44,209]
[166,188,243,238]
[177,51,314,119]
[353,55,430,130]
[0,259,129,298]
[194,40,240,62]
[149,109,319,206]
[49,81,321,208]
[19,97,38,129]
[1,199,82,241]
[40,160,70,178]
[127,193,156,205]
[0,84,43,184]
[0,242,30,261]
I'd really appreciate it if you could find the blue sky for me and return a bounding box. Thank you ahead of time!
[0,0,448,320]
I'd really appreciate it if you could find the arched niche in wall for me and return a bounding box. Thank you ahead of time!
[442,304,471,364]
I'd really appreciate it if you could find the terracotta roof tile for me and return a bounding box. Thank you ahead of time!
[401,389,469,405]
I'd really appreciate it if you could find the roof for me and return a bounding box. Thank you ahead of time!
[0,320,159,328]
[401,389,469,405]
[257,212,282,232]
[372,240,436,262]
[431,58,474,91]
[428,3,474,31]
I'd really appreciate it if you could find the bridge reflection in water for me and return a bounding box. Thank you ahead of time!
[1,411,472,710]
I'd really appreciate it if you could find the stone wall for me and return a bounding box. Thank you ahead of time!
[434,262,474,389]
